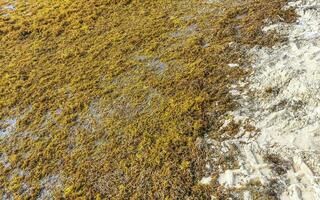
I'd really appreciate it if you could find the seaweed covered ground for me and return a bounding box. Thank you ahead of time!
[0,0,295,199]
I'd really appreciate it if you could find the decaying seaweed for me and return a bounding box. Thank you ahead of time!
[0,0,296,199]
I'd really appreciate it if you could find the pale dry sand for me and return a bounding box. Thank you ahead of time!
[218,0,320,199]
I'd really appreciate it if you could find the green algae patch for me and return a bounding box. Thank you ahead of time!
[0,0,296,199]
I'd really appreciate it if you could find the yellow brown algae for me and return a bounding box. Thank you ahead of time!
[0,0,296,199]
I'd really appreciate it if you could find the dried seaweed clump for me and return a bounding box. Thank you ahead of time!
[0,0,295,199]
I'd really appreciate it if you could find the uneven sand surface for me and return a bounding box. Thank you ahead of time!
[218,0,320,199]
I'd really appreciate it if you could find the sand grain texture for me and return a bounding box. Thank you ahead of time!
[218,0,320,199]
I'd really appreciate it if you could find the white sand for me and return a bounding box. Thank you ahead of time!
[0,118,17,137]
[200,176,212,185]
[218,0,320,199]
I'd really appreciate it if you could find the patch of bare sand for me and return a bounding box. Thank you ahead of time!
[217,0,320,199]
